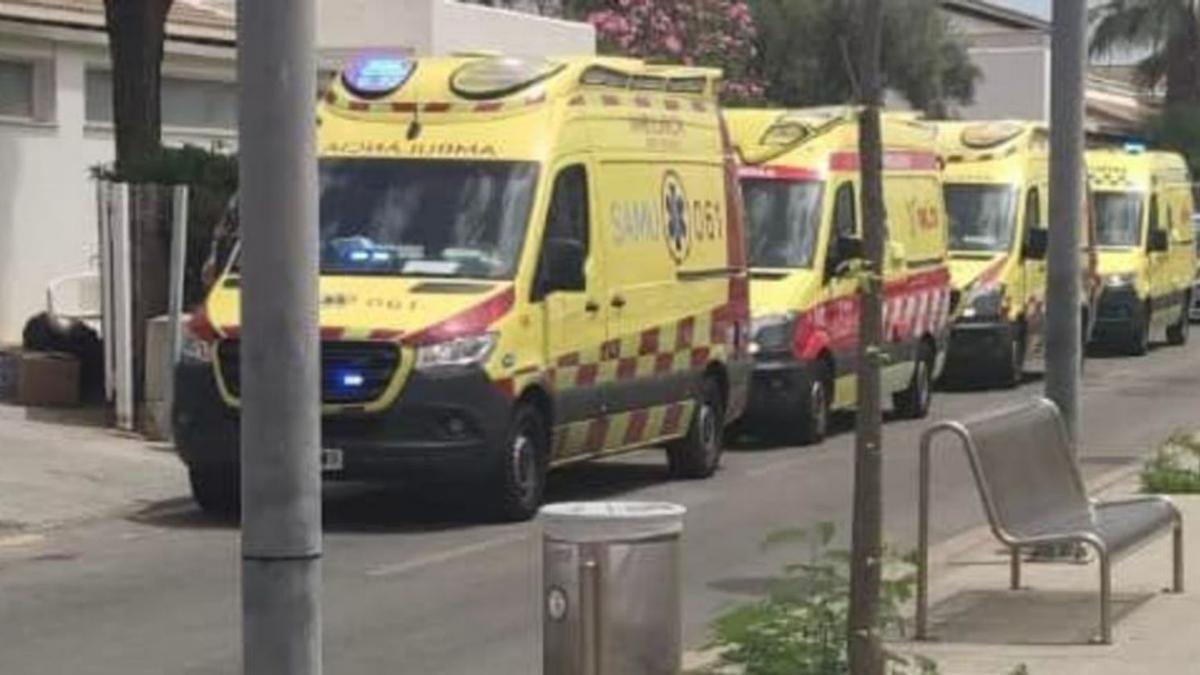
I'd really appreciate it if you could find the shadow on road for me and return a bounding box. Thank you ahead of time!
[126,455,675,534]
[923,588,1154,645]
[726,412,855,452]
[937,371,1043,394]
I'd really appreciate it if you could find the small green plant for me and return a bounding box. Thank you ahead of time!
[1142,432,1200,494]
[707,523,934,675]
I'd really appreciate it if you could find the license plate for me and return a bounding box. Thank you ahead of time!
[321,448,344,472]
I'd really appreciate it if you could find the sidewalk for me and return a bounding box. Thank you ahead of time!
[896,475,1200,675]
[0,403,186,535]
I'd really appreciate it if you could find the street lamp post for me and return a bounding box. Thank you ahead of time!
[1046,0,1087,448]
[237,0,323,673]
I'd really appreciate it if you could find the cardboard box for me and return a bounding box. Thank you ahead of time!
[17,351,81,407]
[0,347,18,401]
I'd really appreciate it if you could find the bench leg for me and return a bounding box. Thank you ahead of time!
[1173,521,1184,594]
[1010,546,1021,590]
[1097,549,1112,645]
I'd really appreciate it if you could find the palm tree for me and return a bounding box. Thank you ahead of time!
[1089,0,1200,105]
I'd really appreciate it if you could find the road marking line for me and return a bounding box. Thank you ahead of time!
[0,533,45,549]
[744,456,806,478]
[365,531,529,578]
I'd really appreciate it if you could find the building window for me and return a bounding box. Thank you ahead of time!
[0,59,35,119]
[86,70,237,131]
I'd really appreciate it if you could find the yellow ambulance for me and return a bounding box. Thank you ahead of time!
[1087,146,1196,355]
[725,108,952,444]
[935,121,1100,386]
[174,54,752,520]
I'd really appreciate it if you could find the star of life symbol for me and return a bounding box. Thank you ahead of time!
[662,170,691,264]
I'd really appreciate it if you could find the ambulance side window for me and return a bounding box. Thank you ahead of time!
[1025,188,1043,231]
[833,183,857,238]
[1147,195,1160,251]
[535,165,590,299]
[825,183,858,281]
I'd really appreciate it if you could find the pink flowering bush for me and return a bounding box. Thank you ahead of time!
[586,0,764,104]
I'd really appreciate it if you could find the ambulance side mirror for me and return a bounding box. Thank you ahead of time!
[538,238,587,297]
[827,235,864,280]
[1149,228,1169,253]
[1023,228,1048,260]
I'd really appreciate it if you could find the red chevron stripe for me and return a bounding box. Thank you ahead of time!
[624,409,650,445]
[661,403,684,436]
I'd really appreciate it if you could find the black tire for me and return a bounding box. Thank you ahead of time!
[792,363,830,446]
[996,324,1025,389]
[486,403,549,522]
[1126,304,1151,356]
[189,466,240,517]
[894,342,934,420]
[1167,299,1190,346]
[667,377,725,479]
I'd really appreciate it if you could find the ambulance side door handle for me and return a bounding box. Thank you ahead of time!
[610,295,627,309]
[585,300,601,313]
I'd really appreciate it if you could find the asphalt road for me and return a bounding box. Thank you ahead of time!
[1,340,1199,674]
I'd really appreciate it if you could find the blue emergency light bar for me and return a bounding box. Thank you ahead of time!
[343,54,415,98]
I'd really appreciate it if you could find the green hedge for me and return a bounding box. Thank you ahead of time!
[94,145,238,306]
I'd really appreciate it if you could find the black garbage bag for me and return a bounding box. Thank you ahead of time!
[22,312,105,401]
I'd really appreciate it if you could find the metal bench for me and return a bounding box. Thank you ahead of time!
[915,397,1183,644]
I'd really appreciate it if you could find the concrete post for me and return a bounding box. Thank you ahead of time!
[1046,0,1087,448]
[237,0,322,673]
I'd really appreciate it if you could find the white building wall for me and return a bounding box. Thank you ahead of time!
[431,2,594,57]
[0,25,235,343]
[960,41,1051,121]
[0,40,110,343]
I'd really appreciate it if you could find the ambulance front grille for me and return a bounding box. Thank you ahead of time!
[216,340,401,405]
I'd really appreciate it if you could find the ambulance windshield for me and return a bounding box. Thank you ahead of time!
[945,184,1017,253]
[318,158,539,279]
[1093,191,1144,248]
[741,179,824,269]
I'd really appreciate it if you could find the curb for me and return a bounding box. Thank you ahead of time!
[680,460,1145,673]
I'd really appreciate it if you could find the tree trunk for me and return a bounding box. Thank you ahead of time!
[104,0,174,176]
[848,0,885,673]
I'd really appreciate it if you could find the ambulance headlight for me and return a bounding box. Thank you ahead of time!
[962,282,1005,320]
[415,333,498,370]
[180,311,216,364]
[750,313,796,354]
[1105,272,1137,288]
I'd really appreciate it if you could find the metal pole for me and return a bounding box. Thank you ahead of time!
[113,183,135,432]
[97,180,116,404]
[1046,0,1087,448]
[163,185,188,441]
[238,0,322,673]
[849,0,885,672]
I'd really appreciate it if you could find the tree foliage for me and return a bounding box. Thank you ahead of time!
[103,0,175,177]
[1090,0,1200,105]
[583,0,764,103]
[748,0,978,115]
[1146,105,1200,178]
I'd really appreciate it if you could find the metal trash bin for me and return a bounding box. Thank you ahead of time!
[541,501,686,675]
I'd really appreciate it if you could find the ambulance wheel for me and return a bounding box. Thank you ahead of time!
[189,466,240,517]
[894,342,934,420]
[1126,305,1151,356]
[997,324,1025,389]
[793,364,830,446]
[1167,300,1190,346]
[667,377,725,479]
[487,403,549,522]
